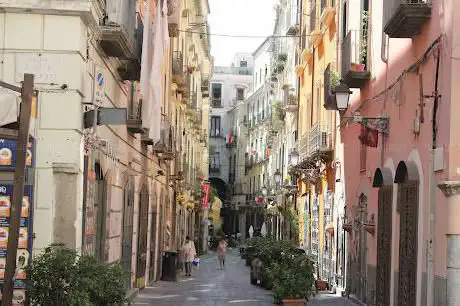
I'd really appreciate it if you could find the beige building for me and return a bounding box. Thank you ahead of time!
[0,0,210,298]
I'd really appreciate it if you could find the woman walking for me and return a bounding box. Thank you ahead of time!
[181,236,196,277]
[217,237,228,269]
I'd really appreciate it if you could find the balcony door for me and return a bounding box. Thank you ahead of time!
[121,179,135,289]
[149,191,158,283]
[136,184,149,287]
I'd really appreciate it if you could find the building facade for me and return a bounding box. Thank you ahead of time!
[332,0,458,305]
[209,53,253,235]
[0,0,210,299]
[294,0,340,287]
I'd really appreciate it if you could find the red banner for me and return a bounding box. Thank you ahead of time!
[202,183,210,208]
[358,125,379,148]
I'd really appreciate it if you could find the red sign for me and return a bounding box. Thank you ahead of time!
[358,126,379,148]
[202,183,210,208]
[255,196,264,204]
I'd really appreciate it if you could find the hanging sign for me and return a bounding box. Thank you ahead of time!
[94,65,106,106]
[202,183,210,209]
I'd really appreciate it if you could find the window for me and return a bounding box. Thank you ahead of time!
[211,83,222,107]
[240,60,247,67]
[259,68,262,83]
[209,152,220,172]
[210,116,221,137]
[255,72,258,87]
[121,179,134,288]
[236,88,244,100]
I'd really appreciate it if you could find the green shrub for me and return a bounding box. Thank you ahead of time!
[29,244,128,306]
[267,252,315,303]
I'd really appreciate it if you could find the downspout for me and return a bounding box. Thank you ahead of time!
[427,48,441,306]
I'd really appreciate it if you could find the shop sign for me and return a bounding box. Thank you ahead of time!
[0,184,34,306]
[0,137,35,172]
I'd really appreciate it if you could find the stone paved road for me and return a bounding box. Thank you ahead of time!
[132,249,358,306]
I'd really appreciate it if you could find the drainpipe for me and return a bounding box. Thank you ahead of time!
[427,48,441,306]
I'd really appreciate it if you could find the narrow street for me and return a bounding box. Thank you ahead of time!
[133,249,357,306]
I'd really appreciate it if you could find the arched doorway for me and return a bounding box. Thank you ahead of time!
[395,161,419,306]
[149,189,158,283]
[373,167,394,306]
[136,184,149,288]
[95,163,108,262]
[121,178,135,289]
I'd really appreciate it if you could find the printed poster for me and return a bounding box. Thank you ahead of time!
[0,184,33,306]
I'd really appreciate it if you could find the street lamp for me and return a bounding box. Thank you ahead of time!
[274,169,282,185]
[332,81,352,113]
[290,148,299,166]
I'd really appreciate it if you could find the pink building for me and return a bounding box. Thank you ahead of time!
[337,0,460,305]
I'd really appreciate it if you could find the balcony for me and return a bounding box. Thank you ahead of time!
[127,99,146,134]
[341,30,371,88]
[172,51,185,84]
[383,0,431,38]
[284,94,298,113]
[226,135,237,148]
[201,76,209,98]
[168,0,180,37]
[97,0,135,59]
[154,116,174,159]
[323,63,340,110]
[209,165,221,174]
[117,14,142,81]
[211,98,222,108]
[307,123,333,157]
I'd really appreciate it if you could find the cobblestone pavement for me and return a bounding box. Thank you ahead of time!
[132,249,357,306]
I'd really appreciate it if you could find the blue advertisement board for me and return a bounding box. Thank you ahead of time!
[0,184,34,305]
[0,137,35,172]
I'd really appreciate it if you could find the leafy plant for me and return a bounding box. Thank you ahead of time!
[330,69,340,88]
[29,244,128,306]
[360,11,369,65]
[273,101,286,121]
[267,252,315,303]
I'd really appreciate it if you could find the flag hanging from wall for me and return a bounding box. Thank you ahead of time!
[358,125,379,147]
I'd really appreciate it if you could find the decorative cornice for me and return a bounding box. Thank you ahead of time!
[437,181,460,198]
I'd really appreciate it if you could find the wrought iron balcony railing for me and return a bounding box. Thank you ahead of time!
[308,123,333,156]
[172,51,184,77]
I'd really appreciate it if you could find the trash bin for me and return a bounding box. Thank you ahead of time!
[161,252,178,282]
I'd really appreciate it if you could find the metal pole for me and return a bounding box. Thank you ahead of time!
[2,74,34,306]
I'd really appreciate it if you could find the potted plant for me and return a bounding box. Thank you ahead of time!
[358,11,369,71]
[268,252,315,305]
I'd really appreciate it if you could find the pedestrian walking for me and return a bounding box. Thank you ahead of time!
[181,236,196,277]
[217,237,228,269]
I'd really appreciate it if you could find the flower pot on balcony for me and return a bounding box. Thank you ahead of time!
[351,63,366,72]
[282,298,306,305]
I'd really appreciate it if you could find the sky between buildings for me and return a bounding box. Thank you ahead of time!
[208,0,276,66]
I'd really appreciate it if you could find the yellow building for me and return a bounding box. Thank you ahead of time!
[295,0,338,283]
